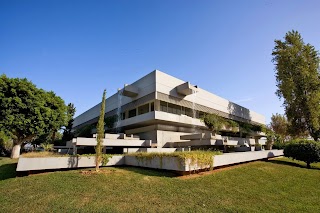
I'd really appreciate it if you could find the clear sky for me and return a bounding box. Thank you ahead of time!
[1,0,319,124]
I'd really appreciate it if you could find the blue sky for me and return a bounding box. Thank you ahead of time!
[1,0,319,124]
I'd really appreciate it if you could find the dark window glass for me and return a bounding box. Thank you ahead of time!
[121,112,126,120]
[185,108,193,117]
[168,103,181,115]
[128,109,137,118]
[138,103,149,115]
[150,102,154,111]
[160,101,167,112]
[198,111,205,119]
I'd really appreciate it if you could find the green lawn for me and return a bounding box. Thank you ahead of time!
[0,157,319,213]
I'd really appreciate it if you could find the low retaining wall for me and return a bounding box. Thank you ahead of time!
[16,150,284,172]
[16,156,124,171]
[213,150,284,167]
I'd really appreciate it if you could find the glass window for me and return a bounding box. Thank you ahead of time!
[128,109,137,118]
[168,103,181,115]
[121,112,126,120]
[185,108,193,117]
[138,103,149,115]
[160,101,167,112]
[150,102,154,111]
[198,111,205,119]
[181,106,185,115]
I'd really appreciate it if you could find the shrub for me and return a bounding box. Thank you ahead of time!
[53,139,66,146]
[273,141,286,149]
[284,140,320,168]
[40,143,54,151]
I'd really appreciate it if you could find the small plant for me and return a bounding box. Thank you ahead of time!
[40,143,53,151]
[284,140,320,169]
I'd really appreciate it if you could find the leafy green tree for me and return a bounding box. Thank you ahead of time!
[0,130,12,154]
[201,113,224,134]
[96,90,106,172]
[284,140,320,168]
[270,113,289,143]
[44,91,68,142]
[74,124,95,138]
[272,30,320,141]
[0,75,67,158]
[62,103,76,141]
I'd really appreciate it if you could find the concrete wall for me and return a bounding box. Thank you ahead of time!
[213,150,284,167]
[156,130,191,148]
[73,71,157,128]
[155,70,265,124]
[73,70,266,129]
[17,150,283,172]
[125,156,186,171]
[16,156,125,171]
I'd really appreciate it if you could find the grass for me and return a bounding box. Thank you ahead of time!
[0,156,320,212]
[20,151,68,158]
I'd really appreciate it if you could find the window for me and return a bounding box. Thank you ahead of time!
[160,101,167,112]
[185,108,193,117]
[121,112,126,120]
[168,103,181,115]
[138,103,149,115]
[150,102,154,111]
[128,109,137,118]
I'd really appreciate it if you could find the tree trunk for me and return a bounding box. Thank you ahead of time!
[95,156,100,172]
[52,130,56,142]
[11,144,21,159]
[307,162,311,169]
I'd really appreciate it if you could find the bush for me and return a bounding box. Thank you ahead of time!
[53,139,66,146]
[273,141,286,149]
[284,140,320,168]
[40,143,54,151]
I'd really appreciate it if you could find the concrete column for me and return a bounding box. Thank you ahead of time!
[155,100,161,111]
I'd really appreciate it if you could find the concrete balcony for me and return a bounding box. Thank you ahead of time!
[122,84,139,97]
[176,82,198,96]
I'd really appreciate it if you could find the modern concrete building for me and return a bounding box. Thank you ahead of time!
[72,70,267,153]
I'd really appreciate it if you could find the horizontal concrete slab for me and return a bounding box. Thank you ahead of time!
[74,137,152,147]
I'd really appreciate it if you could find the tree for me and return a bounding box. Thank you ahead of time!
[272,30,320,141]
[0,75,67,158]
[270,113,289,143]
[62,103,76,141]
[96,90,106,172]
[284,140,320,169]
[201,113,224,134]
[45,91,68,142]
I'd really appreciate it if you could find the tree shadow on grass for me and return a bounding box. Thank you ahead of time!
[0,162,17,181]
[267,159,320,170]
[117,166,179,178]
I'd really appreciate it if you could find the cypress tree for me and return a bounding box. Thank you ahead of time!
[96,89,106,171]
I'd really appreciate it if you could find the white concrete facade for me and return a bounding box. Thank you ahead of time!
[73,70,266,150]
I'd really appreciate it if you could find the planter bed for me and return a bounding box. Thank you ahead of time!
[16,150,284,173]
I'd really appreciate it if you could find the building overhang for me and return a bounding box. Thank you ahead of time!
[122,84,139,97]
[176,82,198,96]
